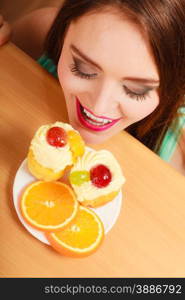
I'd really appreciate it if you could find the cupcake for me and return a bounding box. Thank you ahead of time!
[27,121,85,181]
[69,148,125,207]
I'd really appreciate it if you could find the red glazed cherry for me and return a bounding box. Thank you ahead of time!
[90,164,112,188]
[46,126,67,147]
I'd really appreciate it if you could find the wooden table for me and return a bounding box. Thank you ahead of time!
[0,43,185,278]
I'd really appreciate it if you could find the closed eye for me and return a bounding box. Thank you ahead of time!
[123,85,151,101]
[70,57,97,79]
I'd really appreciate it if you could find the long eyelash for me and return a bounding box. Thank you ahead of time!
[123,85,148,101]
[70,62,96,79]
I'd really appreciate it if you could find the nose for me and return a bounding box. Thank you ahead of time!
[89,79,119,116]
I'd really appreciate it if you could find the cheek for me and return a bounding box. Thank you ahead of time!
[136,101,158,119]
[58,57,85,95]
[121,94,159,121]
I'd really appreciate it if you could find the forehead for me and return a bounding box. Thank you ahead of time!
[64,11,159,80]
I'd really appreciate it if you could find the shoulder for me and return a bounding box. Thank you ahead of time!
[12,7,59,59]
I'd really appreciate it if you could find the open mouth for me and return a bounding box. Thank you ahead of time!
[76,97,121,132]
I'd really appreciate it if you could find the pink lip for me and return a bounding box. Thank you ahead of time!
[76,97,121,132]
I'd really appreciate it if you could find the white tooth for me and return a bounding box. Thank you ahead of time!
[94,116,101,122]
[91,114,98,120]
[83,107,112,123]
[84,109,89,116]
[87,119,98,125]
[96,117,104,122]
[83,108,89,115]
[88,112,97,121]
[84,109,96,120]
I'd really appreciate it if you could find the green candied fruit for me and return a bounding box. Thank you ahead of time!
[69,170,90,186]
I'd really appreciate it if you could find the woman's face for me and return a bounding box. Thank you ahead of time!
[58,10,160,144]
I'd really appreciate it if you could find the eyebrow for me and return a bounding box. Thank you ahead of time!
[70,44,101,69]
[70,44,160,86]
[123,77,159,86]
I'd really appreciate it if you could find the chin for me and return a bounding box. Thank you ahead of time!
[80,131,109,145]
[69,120,110,145]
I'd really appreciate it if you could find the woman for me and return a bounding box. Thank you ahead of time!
[0,0,185,173]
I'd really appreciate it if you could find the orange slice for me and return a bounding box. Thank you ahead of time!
[46,206,104,257]
[20,181,78,232]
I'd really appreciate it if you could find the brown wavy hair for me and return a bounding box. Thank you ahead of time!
[44,0,185,152]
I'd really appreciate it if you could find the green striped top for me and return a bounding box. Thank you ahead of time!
[37,54,185,162]
[158,107,185,161]
[37,54,58,78]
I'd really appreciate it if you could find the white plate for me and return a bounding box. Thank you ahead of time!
[13,159,122,245]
